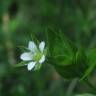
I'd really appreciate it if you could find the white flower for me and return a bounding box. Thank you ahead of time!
[20,41,46,71]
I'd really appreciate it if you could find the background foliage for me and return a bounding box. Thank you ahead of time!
[0,0,96,96]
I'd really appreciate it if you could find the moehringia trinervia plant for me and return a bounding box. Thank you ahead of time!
[20,41,46,71]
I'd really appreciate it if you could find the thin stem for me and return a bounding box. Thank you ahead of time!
[66,78,78,96]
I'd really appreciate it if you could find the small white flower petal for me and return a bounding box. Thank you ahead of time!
[28,41,37,52]
[20,52,33,61]
[27,62,36,71]
[39,41,45,52]
[39,55,45,64]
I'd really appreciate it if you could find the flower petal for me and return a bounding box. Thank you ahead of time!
[20,52,33,61]
[28,41,37,52]
[27,62,36,71]
[39,55,45,64]
[39,41,45,52]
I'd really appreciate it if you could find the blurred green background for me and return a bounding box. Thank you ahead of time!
[0,0,96,96]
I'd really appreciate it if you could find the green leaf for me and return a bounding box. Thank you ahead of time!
[48,30,76,66]
[75,93,95,96]
[13,61,27,68]
[53,49,88,79]
[81,48,96,80]
[34,63,42,71]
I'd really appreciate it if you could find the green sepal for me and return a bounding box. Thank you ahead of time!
[13,61,28,68]
[34,63,42,71]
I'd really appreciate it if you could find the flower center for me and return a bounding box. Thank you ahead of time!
[33,51,42,61]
